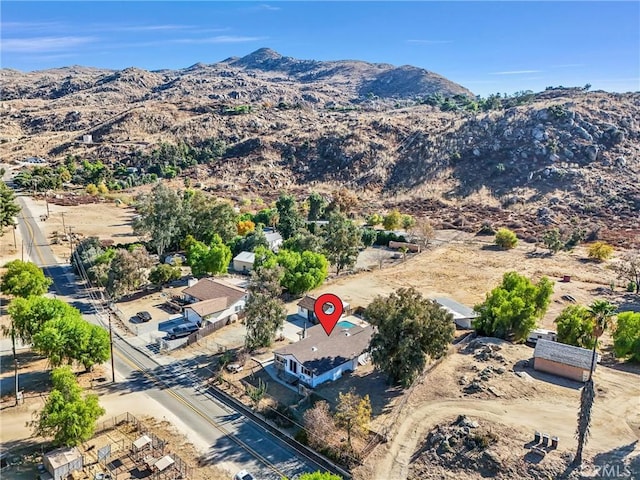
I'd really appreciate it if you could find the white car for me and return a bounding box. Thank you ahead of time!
[233,471,256,480]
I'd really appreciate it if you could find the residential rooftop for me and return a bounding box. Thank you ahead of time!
[182,278,246,303]
[534,339,598,370]
[274,323,373,374]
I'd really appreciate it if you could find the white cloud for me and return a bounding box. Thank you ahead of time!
[257,4,281,11]
[0,21,63,31]
[489,70,542,75]
[2,36,96,53]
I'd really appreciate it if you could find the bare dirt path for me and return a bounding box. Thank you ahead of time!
[363,351,640,480]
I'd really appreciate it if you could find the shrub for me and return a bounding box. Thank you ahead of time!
[494,228,518,249]
[587,242,613,262]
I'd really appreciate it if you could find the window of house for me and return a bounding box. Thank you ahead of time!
[301,367,311,377]
[235,305,242,312]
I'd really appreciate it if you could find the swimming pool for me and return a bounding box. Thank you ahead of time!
[337,320,356,329]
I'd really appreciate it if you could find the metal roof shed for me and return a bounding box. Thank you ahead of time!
[153,455,175,472]
[43,447,83,480]
[132,435,152,451]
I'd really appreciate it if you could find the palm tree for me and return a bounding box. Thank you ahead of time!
[573,299,617,467]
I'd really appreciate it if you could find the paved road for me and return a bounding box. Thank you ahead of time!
[16,195,326,480]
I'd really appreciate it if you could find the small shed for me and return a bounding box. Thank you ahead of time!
[534,339,599,382]
[233,251,255,273]
[434,297,478,329]
[527,328,558,344]
[43,447,83,480]
[153,455,175,472]
[132,435,152,452]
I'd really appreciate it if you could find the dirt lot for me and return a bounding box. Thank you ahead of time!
[354,338,640,480]
[26,194,140,263]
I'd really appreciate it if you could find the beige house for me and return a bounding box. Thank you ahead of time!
[182,278,247,325]
[534,339,599,382]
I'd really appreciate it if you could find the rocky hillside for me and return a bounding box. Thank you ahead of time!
[1,50,639,246]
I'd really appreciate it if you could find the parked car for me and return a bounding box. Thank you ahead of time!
[166,323,199,340]
[136,311,152,322]
[233,471,256,480]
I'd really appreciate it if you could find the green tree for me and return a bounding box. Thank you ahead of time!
[32,315,109,370]
[335,389,372,447]
[230,226,269,255]
[106,246,153,299]
[276,194,304,240]
[554,305,596,349]
[323,212,362,275]
[542,228,564,254]
[1,260,52,298]
[360,228,377,247]
[244,265,287,351]
[277,249,328,295]
[473,272,554,342]
[283,231,325,253]
[366,287,455,387]
[0,181,20,234]
[31,366,105,447]
[366,213,383,226]
[494,227,518,249]
[208,201,239,244]
[253,208,279,228]
[180,190,238,244]
[187,234,232,277]
[307,192,327,221]
[133,183,182,256]
[382,210,402,230]
[149,263,181,286]
[401,214,416,230]
[8,296,81,344]
[587,242,614,262]
[613,311,640,362]
[573,299,617,467]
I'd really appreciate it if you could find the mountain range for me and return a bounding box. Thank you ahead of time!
[1,48,638,247]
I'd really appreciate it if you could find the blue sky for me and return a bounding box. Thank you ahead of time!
[1,1,639,96]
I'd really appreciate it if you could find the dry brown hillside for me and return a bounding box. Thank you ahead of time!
[1,49,639,247]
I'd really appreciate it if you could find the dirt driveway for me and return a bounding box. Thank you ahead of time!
[357,340,640,480]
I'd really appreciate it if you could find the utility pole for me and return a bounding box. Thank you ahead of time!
[68,226,74,262]
[12,224,17,249]
[108,312,115,383]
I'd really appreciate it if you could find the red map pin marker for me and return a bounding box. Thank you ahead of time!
[314,293,344,336]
